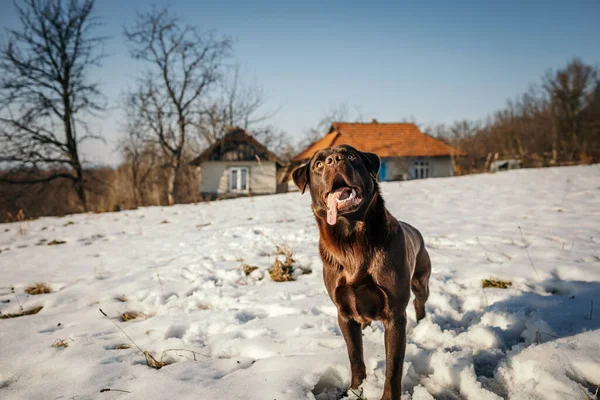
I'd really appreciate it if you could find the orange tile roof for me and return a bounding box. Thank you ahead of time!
[294,122,466,161]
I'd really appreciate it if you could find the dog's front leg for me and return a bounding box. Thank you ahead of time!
[338,313,366,389]
[381,313,407,400]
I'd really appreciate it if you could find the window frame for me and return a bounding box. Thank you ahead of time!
[229,166,250,193]
[412,159,430,179]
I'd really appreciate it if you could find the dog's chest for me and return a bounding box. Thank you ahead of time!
[333,274,388,324]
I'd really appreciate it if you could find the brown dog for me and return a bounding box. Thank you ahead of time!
[292,145,431,400]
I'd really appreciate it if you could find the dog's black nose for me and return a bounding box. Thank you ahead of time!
[326,152,344,165]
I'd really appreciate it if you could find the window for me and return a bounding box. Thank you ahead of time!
[412,159,430,179]
[229,167,249,192]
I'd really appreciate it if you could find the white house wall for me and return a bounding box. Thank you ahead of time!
[199,160,277,194]
[383,156,453,180]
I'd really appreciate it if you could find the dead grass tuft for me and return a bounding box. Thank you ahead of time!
[268,258,295,282]
[114,344,131,350]
[266,242,310,282]
[0,306,43,319]
[51,338,70,348]
[6,209,26,223]
[24,283,52,295]
[47,239,66,246]
[274,244,293,257]
[121,311,146,321]
[482,278,512,289]
[160,220,170,224]
[99,308,170,370]
[241,264,259,276]
[144,351,170,369]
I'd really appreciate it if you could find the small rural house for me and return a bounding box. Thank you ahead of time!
[294,121,465,182]
[190,128,286,199]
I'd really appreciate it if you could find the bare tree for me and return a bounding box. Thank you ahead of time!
[544,58,598,161]
[0,0,106,211]
[124,7,232,205]
[197,65,274,144]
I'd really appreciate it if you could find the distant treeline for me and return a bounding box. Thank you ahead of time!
[426,58,600,174]
[0,157,199,222]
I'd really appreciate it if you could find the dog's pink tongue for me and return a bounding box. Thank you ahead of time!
[326,189,344,225]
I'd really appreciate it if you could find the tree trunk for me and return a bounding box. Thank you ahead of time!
[166,156,181,206]
[551,113,558,164]
[131,164,140,207]
[166,117,186,206]
[64,92,88,212]
[74,165,87,212]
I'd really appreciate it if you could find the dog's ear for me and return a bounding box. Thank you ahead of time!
[292,163,310,194]
[359,151,381,180]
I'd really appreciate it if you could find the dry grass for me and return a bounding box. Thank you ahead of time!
[99,308,169,370]
[6,209,26,223]
[274,244,296,266]
[348,388,367,400]
[24,283,52,295]
[51,338,70,348]
[265,240,311,282]
[121,311,146,321]
[144,351,170,369]
[241,264,259,276]
[482,279,512,289]
[114,344,131,350]
[0,306,43,319]
[47,239,66,246]
[268,258,295,282]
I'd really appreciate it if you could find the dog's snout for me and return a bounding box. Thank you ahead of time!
[326,152,345,166]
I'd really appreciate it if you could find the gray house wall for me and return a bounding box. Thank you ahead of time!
[381,156,453,181]
[199,160,277,195]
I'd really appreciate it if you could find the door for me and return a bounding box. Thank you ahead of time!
[379,159,387,181]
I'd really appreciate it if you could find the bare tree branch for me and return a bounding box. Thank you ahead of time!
[0,0,107,211]
[123,7,231,205]
[196,64,278,145]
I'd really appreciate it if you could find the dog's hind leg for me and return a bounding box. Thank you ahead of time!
[411,248,431,322]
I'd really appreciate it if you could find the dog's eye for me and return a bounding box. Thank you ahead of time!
[348,153,356,161]
[315,161,323,168]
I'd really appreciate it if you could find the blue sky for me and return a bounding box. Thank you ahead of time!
[1,0,599,165]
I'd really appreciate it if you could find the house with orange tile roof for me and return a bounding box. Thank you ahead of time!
[294,121,465,181]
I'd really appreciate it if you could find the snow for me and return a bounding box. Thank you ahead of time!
[1,164,599,400]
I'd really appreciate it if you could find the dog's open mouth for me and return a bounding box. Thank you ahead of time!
[325,186,364,225]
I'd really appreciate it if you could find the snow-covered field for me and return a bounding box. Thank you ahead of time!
[1,165,599,400]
